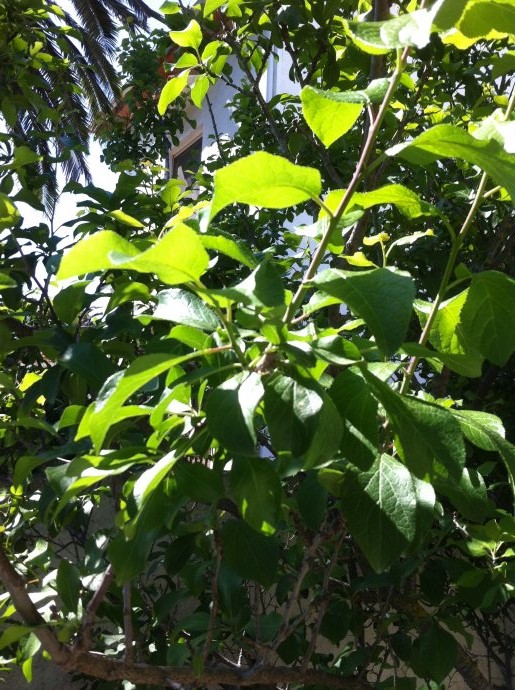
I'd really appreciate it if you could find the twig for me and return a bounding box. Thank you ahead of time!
[74,564,115,654]
[123,583,134,663]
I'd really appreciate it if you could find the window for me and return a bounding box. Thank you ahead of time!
[169,131,202,186]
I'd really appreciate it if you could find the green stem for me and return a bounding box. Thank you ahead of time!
[399,172,489,394]
[284,47,411,325]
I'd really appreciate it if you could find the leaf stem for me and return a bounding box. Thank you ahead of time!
[399,172,489,394]
[284,48,410,324]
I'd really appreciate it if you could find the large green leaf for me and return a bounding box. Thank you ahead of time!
[170,19,203,49]
[346,184,438,219]
[264,374,342,468]
[200,232,257,268]
[411,623,458,684]
[340,454,435,572]
[206,372,264,455]
[203,259,285,308]
[0,193,21,230]
[434,467,489,522]
[153,288,219,331]
[76,354,180,450]
[388,125,515,201]
[459,271,515,366]
[343,5,440,54]
[363,371,465,480]
[329,368,379,467]
[133,451,179,509]
[230,458,282,534]
[452,409,515,489]
[56,560,81,614]
[209,152,321,220]
[57,225,209,285]
[435,0,515,39]
[221,519,279,587]
[301,78,388,147]
[414,292,484,377]
[313,268,415,356]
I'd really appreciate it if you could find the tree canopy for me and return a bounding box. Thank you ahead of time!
[1,1,515,689]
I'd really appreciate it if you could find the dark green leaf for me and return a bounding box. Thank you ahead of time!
[154,288,219,331]
[230,458,282,534]
[221,519,279,587]
[314,268,415,355]
[363,371,465,479]
[206,372,264,455]
[340,454,435,572]
[389,125,515,201]
[56,560,81,614]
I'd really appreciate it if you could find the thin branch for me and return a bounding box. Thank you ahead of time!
[74,564,115,654]
[123,583,134,663]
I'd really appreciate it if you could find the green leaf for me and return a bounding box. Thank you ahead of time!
[414,291,484,377]
[57,225,209,285]
[170,20,203,50]
[76,354,180,449]
[158,73,189,115]
[264,374,323,458]
[11,145,42,169]
[60,343,116,392]
[451,409,505,451]
[296,472,328,531]
[340,454,435,572]
[153,288,219,331]
[206,259,285,308]
[347,184,438,219]
[313,268,415,356]
[191,74,210,108]
[302,78,388,147]
[174,460,224,503]
[52,281,90,323]
[210,152,321,221]
[0,271,17,289]
[109,483,177,584]
[108,209,145,228]
[301,79,389,147]
[434,467,489,522]
[133,451,179,509]
[264,374,342,468]
[0,193,20,230]
[451,409,515,491]
[411,623,458,684]
[0,626,32,650]
[344,6,439,54]
[363,371,466,480]
[56,560,81,614]
[329,368,379,467]
[230,458,282,534]
[459,271,515,366]
[388,125,515,201]
[200,232,257,268]
[221,519,279,587]
[206,372,264,455]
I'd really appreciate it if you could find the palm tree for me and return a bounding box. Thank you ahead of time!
[0,0,163,208]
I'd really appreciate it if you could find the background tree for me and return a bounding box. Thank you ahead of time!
[0,0,161,208]
[1,1,515,690]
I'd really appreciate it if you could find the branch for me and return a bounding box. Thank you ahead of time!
[0,542,374,688]
[74,564,115,654]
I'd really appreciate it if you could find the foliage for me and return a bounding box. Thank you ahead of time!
[1,1,515,689]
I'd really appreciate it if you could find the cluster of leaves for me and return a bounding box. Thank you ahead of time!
[1,1,515,689]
